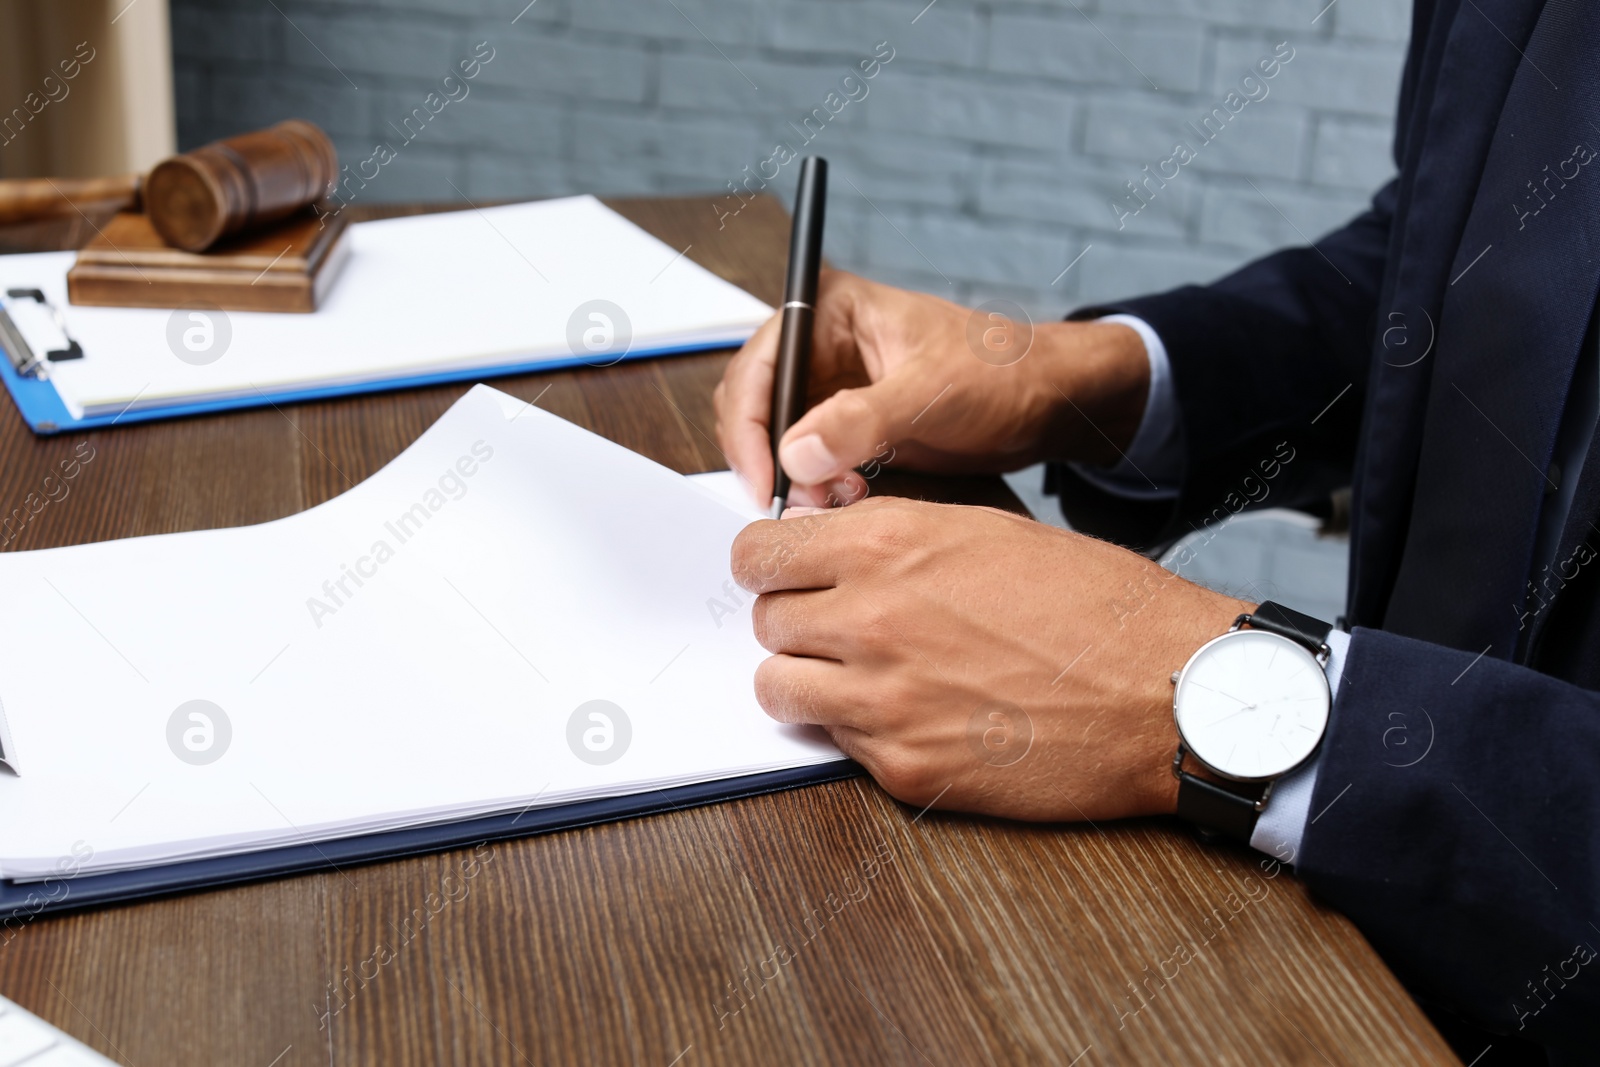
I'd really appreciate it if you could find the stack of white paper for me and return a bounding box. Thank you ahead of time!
[0,385,839,880]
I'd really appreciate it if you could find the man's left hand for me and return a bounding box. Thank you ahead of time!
[730,498,1251,822]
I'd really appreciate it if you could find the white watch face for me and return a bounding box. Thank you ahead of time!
[1173,629,1330,780]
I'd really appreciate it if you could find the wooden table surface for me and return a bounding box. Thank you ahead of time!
[0,196,1455,1066]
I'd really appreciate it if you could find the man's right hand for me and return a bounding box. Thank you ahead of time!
[712,271,1152,508]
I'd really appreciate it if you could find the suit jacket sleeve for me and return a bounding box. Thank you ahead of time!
[1301,627,1600,1054]
[1055,180,1398,549]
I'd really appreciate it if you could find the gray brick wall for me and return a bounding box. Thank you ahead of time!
[169,0,1408,317]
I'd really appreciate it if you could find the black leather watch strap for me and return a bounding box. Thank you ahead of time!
[1245,600,1332,651]
[1175,765,1262,844]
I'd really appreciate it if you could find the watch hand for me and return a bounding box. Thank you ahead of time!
[1205,703,1260,728]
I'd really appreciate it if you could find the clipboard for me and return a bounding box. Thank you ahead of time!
[0,196,773,435]
[0,762,861,922]
[0,327,749,435]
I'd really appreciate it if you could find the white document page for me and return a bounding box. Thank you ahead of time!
[0,196,773,418]
[0,385,838,879]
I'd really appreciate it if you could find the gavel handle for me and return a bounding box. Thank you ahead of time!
[0,174,142,227]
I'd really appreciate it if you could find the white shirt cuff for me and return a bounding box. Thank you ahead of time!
[1248,627,1350,865]
[1067,314,1183,500]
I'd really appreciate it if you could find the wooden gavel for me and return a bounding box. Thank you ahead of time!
[0,119,338,252]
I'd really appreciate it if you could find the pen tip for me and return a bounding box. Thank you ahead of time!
[768,498,785,519]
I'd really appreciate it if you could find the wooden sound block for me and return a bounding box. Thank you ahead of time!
[66,209,350,313]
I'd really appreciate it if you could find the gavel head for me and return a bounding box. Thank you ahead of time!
[144,120,338,253]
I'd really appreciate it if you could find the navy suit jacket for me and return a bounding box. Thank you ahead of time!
[1057,0,1600,1056]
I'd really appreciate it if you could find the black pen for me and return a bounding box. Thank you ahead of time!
[768,156,828,519]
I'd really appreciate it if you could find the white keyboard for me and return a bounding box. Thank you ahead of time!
[0,995,119,1066]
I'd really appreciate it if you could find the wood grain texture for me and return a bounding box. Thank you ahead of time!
[0,196,1456,1066]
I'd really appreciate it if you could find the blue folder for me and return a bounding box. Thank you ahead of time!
[0,336,737,435]
[0,761,861,922]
